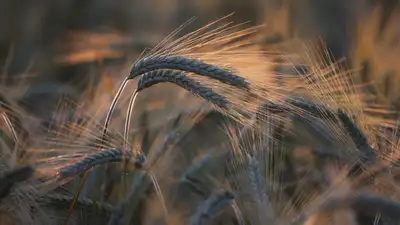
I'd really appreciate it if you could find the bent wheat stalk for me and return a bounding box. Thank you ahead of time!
[71,79,130,224]
[102,77,129,142]
[67,20,251,225]
[123,90,138,149]
[106,54,249,143]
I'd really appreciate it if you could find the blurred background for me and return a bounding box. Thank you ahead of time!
[0,2,399,224]
[0,0,399,119]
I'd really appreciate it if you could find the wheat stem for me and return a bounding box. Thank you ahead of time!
[123,90,138,149]
[102,77,129,143]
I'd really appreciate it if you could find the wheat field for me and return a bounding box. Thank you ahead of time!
[0,1,400,225]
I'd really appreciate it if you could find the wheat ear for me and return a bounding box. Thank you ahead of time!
[57,148,146,180]
[124,69,232,148]
[1,112,20,167]
[180,154,212,183]
[256,98,382,182]
[137,70,230,109]
[107,131,181,225]
[40,193,117,213]
[104,51,250,144]
[297,193,400,223]
[148,130,181,168]
[336,109,375,160]
[287,99,373,159]
[129,55,249,88]
[246,153,276,224]
[257,99,376,161]
[287,98,373,159]
[61,148,146,224]
[247,154,270,205]
[188,189,235,225]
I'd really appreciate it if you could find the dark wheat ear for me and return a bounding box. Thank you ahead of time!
[289,100,377,164]
[336,109,374,159]
[246,154,274,224]
[0,165,35,203]
[246,154,269,206]
[58,149,146,224]
[57,148,146,180]
[256,98,380,180]
[175,154,212,199]
[148,130,181,168]
[256,99,375,158]
[129,55,249,89]
[188,189,235,225]
[40,193,117,213]
[137,70,231,109]
[104,54,249,143]
[296,193,400,223]
[122,69,226,148]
